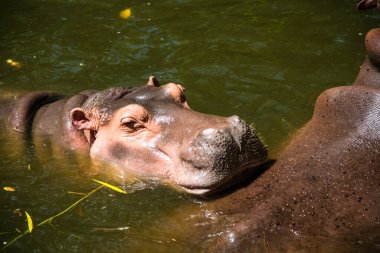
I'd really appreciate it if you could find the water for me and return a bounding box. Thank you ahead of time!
[0,0,378,252]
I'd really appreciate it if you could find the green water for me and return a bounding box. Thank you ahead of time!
[0,0,378,252]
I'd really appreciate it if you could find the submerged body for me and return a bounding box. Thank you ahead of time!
[0,77,267,196]
[203,28,380,252]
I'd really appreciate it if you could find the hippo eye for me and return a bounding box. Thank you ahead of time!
[121,118,144,132]
[123,121,137,128]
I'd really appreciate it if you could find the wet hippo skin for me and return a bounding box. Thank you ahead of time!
[357,0,380,11]
[0,77,268,196]
[201,28,380,252]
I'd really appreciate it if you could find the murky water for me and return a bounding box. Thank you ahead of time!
[0,0,378,252]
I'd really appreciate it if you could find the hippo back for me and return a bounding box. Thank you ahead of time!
[202,29,380,252]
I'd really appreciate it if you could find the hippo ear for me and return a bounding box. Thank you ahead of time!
[147,76,160,87]
[70,108,96,130]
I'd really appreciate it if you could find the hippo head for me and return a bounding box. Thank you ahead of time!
[70,77,267,195]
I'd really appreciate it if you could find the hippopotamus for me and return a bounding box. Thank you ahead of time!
[200,28,380,252]
[0,77,268,196]
[357,0,380,11]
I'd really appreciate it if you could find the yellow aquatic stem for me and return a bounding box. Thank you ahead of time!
[37,185,104,226]
[0,185,104,251]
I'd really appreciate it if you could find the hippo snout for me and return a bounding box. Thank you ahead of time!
[178,116,267,194]
[180,127,238,170]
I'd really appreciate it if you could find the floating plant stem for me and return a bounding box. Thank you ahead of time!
[92,179,127,194]
[37,185,104,226]
[0,185,104,251]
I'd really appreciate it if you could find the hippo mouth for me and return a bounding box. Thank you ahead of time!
[178,157,267,196]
